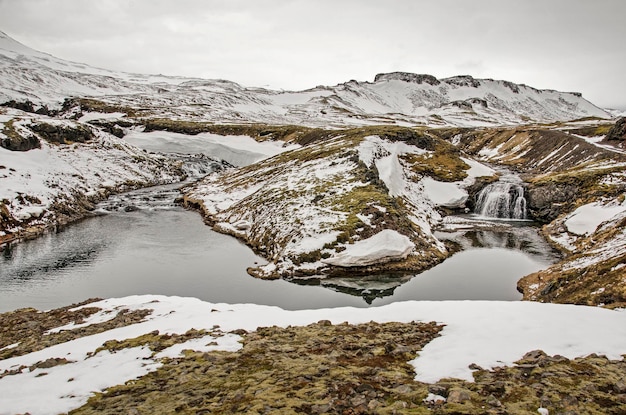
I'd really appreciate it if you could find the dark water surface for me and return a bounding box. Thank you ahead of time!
[0,185,558,312]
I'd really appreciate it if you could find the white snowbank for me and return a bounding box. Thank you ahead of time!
[421,177,468,208]
[357,135,429,197]
[1,295,626,415]
[564,201,626,236]
[78,112,126,123]
[461,157,496,179]
[322,229,415,267]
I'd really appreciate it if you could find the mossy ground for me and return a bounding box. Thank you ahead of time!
[70,321,443,415]
[0,308,613,415]
[0,299,151,363]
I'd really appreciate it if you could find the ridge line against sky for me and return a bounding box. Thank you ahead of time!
[0,0,625,109]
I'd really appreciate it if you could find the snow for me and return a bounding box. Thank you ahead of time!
[77,112,126,123]
[0,30,612,127]
[124,130,300,167]
[421,177,468,208]
[461,157,496,179]
[2,295,626,415]
[0,346,160,415]
[155,333,242,359]
[321,229,415,267]
[357,135,431,197]
[45,309,117,334]
[564,201,626,236]
[0,117,183,234]
[423,393,446,403]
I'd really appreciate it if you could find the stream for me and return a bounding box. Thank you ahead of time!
[0,134,561,312]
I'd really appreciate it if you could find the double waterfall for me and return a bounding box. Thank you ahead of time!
[474,178,527,220]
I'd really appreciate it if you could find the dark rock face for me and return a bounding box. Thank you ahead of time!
[526,183,580,223]
[378,129,437,151]
[29,123,94,144]
[605,118,626,143]
[502,81,520,93]
[1,100,55,116]
[374,72,441,86]
[0,133,41,151]
[1,100,35,113]
[444,75,482,88]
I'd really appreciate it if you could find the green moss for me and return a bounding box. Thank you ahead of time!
[71,321,443,415]
[75,98,138,117]
[400,152,469,182]
[567,124,613,137]
[93,329,212,356]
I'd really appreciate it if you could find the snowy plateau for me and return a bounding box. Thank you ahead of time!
[1,29,626,414]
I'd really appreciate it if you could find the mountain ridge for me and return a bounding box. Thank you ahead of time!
[0,30,612,127]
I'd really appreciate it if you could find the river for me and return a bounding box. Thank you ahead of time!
[0,132,560,312]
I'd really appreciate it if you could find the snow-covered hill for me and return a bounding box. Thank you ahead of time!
[0,30,611,127]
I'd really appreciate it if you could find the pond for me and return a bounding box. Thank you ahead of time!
[0,134,561,312]
[0,183,558,312]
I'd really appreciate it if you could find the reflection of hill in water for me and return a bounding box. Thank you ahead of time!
[286,222,562,304]
[1,229,107,283]
[436,222,562,263]
[290,274,414,304]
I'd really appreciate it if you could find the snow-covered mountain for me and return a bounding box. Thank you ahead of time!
[0,30,612,127]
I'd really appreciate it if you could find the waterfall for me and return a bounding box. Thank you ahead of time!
[475,180,527,220]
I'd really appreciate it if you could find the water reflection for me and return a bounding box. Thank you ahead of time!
[0,185,560,312]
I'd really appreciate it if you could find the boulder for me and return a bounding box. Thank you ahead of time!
[0,133,41,151]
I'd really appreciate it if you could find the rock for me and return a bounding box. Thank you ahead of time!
[29,122,94,144]
[447,387,472,403]
[0,132,40,151]
[486,394,502,407]
[445,75,482,88]
[374,72,441,85]
[526,183,579,222]
[605,117,626,143]
[428,383,450,397]
[310,403,331,414]
[393,384,413,395]
[233,220,251,230]
[614,379,626,394]
[520,349,548,363]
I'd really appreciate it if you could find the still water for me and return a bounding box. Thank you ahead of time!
[0,184,558,312]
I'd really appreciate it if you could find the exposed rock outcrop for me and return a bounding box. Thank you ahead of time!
[605,117,626,144]
[0,128,40,151]
[374,72,441,85]
[28,122,94,144]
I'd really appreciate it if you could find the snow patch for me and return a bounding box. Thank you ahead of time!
[564,201,626,236]
[421,177,468,208]
[322,229,414,267]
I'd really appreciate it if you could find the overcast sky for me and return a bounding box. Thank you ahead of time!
[1,0,624,109]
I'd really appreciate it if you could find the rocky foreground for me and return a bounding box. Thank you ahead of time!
[1,296,626,415]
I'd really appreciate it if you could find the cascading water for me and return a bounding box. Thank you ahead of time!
[474,178,527,220]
